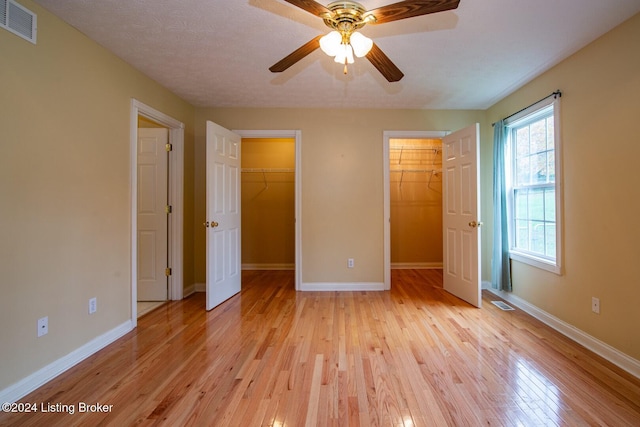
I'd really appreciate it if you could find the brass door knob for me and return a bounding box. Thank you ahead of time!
[211,221,219,228]
[468,221,483,228]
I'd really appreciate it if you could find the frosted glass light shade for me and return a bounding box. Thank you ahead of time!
[350,32,373,57]
[334,43,354,64]
[320,31,342,56]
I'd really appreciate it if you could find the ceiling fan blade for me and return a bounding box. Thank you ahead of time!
[368,0,460,24]
[269,35,323,73]
[283,0,331,17]
[366,43,404,82]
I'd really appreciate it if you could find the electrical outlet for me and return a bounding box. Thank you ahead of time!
[347,258,354,268]
[592,297,600,314]
[89,297,97,314]
[37,316,48,337]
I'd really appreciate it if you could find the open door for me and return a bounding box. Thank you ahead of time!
[205,121,242,311]
[442,124,481,307]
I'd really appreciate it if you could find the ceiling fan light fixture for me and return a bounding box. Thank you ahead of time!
[333,43,354,64]
[349,31,373,57]
[319,30,342,56]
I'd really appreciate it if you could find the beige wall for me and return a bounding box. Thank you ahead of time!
[194,109,485,284]
[241,138,295,267]
[482,13,640,359]
[0,1,195,390]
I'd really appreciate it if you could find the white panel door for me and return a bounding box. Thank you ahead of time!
[442,124,481,307]
[206,121,241,311]
[137,128,169,301]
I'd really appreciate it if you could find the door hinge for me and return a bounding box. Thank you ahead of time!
[165,205,172,214]
[165,143,173,152]
[165,267,172,276]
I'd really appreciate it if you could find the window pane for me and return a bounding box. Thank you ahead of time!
[515,219,529,250]
[516,128,529,157]
[532,152,548,183]
[530,220,545,254]
[516,157,530,186]
[547,151,555,183]
[514,189,528,220]
[530,119,546,154]
[528,189,544,221]
[546,117,555,150]
[545,188,555,221]
[545,224,556,258]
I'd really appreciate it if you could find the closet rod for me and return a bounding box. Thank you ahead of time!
[397,169,441,188]
[492,90,561,126]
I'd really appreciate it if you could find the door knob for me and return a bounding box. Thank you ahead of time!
[468,221,483,228]
[211,221,219,228]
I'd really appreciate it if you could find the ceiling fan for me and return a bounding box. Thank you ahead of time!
[269,0,460,82]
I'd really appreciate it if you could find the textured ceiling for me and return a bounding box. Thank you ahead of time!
[33,0,640,110]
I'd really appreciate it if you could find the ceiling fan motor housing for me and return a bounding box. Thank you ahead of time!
[322,1,376,36]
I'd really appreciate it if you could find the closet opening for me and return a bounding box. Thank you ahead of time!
[383,131,448,289]
[389,137,443,269]
[241,138,296,273]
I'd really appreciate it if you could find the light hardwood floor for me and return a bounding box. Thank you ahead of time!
[2,270,639,426]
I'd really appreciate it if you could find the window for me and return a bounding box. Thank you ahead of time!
[505,96,562,273]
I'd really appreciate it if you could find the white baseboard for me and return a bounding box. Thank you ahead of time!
[241,263,295,270]
[194,282,205,293]
[183,283,196,297]
[0,320,134,403]
[391,262,443,269]
[300,282,385,291]
[486,288,640,379]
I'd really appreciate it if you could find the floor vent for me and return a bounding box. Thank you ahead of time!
[1,0,37,44]
[491,301,515,311]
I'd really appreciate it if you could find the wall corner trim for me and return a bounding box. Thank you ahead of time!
[486,288,640,379]
[0,321,134,403]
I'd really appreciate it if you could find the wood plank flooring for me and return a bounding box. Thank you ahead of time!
[2,269,639,426]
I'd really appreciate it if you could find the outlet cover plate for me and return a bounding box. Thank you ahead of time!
[37,316,48,337]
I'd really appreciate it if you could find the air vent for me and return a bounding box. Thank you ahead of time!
[491,301,515,311]
[1,0,37,44]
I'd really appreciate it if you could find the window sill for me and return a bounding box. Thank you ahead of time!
[510,251,562,275]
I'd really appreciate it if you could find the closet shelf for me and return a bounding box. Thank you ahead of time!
[242,168,294,189]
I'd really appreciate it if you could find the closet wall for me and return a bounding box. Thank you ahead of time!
[390,138,443,267]
[241,138,295,269]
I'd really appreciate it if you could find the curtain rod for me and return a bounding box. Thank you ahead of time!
[492,90,562,127]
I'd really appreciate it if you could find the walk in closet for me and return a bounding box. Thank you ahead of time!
[241,138,295,270]
[389,138,443,268]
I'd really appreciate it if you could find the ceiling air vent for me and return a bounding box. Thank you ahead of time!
[1,0,37,44]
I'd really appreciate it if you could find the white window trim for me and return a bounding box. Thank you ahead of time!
[505,96,563,275]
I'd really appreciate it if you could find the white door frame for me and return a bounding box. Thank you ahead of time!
[383,130,448,290]
[130,99,184,326]
[233,130,302,290]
